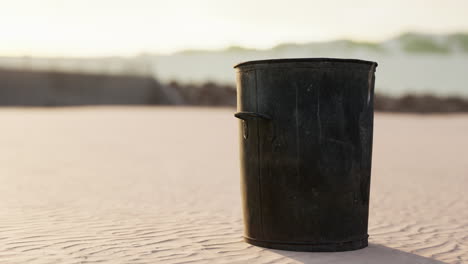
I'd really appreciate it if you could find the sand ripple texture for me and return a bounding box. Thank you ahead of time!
[0,107,466,264]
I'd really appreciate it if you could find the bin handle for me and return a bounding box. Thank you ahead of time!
[234,112,271,121]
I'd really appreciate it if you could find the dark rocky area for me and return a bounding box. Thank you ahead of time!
[0,68,467,113]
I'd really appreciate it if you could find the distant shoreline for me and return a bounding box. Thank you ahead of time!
[0,68,467,113]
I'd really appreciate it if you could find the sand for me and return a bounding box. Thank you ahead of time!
[0,107,466,264]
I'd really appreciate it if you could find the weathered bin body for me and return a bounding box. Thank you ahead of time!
[234,58,377,252]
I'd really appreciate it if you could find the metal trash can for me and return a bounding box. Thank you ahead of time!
[234,58,377,252]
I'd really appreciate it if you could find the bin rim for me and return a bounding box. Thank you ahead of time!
[234,58,378,69]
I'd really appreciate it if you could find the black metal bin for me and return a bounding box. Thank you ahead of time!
[234,58,377,252]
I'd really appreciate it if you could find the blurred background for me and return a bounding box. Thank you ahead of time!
[2,3,468,264]
[0,0,468,112]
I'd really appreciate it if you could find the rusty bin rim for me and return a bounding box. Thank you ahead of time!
[233,58,378,69]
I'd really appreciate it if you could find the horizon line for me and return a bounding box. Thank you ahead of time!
[1,30,468,59]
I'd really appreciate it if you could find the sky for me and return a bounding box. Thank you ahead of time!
[1,0,468,57]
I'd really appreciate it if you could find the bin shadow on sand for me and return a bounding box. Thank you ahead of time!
[265,243,447,264]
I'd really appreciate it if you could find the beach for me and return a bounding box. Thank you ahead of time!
[0,107,466,264]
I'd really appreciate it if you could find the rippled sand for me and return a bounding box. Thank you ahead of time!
[0,107,466,264]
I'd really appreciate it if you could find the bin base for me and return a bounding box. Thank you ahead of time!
[244,236,368,252]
